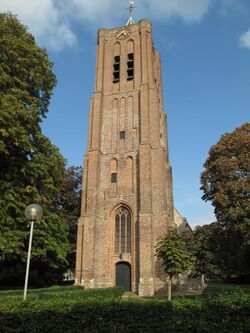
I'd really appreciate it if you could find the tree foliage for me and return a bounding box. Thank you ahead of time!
[201,123,250,224]
[155,231,194,279]
[58,166,82,272]
[181,224,224,279]
[200,123,250,279]
[0,13,73,285]
[155,230,195,300]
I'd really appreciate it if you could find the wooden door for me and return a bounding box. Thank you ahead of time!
[116,262,131,291]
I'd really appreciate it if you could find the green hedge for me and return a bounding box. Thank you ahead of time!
[0,290,249,333]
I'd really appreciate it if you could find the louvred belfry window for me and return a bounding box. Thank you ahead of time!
[127,53,134,80]
[113,55,120,83]
[115,207,131,254]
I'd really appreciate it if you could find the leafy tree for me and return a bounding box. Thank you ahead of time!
[171,226,223,282]
[58,166,82,274]
[192,223,224,279]
[0,13,71,286]
[155,230,195,301]
[200,123,250,279]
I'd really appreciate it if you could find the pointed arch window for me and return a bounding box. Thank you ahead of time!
[115,207,131,254]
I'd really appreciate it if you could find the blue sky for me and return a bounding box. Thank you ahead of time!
[1,0,249,227]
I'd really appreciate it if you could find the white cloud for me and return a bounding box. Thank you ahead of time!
[240,29,250,49]
[45,25,76,51]
[0,0,212,51]
[141,0,212,23]
[0,0,76,51]
[67,0,124,23]
[68,0,212,24]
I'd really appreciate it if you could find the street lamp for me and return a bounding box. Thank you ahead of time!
[23,204,43,301]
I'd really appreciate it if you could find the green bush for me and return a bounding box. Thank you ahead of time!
[206,289,250,306]
[0,288,249,333]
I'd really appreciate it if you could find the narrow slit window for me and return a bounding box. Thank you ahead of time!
[111,173,117,183]
[120,131,125,139]
[113,55,120,83]
[127,53,134,81]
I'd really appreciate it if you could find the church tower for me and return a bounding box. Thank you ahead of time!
[76,6,175,296]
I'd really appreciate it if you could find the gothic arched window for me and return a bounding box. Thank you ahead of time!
[115,207,131,254]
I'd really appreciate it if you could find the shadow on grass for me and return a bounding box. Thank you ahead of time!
[0,281,249,304]
[122,281,250,304]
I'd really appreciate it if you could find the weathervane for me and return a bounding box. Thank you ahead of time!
[126,0,135,25]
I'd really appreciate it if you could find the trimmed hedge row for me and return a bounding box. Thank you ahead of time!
[0,291,249,333]
[1,301,249,333]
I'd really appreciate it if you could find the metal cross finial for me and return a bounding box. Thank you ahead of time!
[130,0,134,17]
[126,0,135,25]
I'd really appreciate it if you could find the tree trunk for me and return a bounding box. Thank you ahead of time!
[168,277,172,301]
[201,274,205,287]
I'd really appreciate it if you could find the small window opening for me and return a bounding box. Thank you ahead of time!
[111,173,117,183]
[120,131,125,139]
[127,53,134,81]
[113,56,120,83]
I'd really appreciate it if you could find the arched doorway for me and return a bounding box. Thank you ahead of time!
[115,262,131,291]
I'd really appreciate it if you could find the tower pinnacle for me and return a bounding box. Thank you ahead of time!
[126,0,135,25]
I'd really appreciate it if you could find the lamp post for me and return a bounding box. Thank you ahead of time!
[23,204,43,301]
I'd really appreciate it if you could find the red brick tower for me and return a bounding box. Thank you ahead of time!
[75,17,175,296]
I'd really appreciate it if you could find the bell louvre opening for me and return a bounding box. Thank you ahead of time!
[113,55,120,83]
[127,53,134,81]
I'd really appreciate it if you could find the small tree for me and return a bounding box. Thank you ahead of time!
[155,230,195,301]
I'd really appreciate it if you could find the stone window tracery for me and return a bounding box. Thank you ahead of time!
[115,207,131,254]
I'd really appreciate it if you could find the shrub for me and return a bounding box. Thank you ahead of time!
[0,288,249,333]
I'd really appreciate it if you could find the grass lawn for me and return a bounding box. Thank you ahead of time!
[0,284,123,304]
[0,281,249,303]
[122,281,250,303]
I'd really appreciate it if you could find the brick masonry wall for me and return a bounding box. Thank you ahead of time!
[75,19,175,296]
